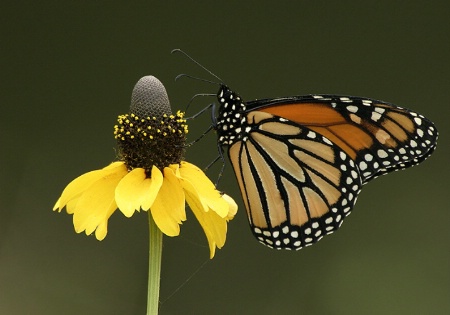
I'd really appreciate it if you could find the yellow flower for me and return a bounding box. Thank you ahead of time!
[53,160,237,258]
[53,76,237,258]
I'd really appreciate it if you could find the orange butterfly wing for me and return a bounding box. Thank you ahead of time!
[216,86,438,249]
[227,111,361,249]
[249,94,437,184]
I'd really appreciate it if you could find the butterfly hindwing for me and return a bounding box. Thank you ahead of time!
[227,111,362,249]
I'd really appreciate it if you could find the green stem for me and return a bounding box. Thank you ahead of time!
[147,212,163,315]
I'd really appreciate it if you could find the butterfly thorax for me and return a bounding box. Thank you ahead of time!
[216,85,249,146]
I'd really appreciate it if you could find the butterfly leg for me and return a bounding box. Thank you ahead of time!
[204,143,226,187]
[185,124,214,147]
[185,102,214,120]
[183,102,218,147]
[183,93,215,113]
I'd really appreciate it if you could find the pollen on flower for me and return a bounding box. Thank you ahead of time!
[114,110,188,174]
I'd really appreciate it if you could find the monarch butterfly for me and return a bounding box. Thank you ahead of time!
[173,49,438,250]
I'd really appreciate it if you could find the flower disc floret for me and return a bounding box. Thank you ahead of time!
[114,110,188,174]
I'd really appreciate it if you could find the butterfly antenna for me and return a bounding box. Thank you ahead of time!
[172,49,223,83]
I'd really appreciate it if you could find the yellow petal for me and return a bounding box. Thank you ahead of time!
[53,198,61,211]
[103,161,127,170]
[115,168,152,217]
[150,167,186,237]
[186,192,228,259]
[164,167,187,223]
[66,198,80,214]
[72,163,128,239]
[222,194,238,220]
[171,163,208,211]
[55,169,106,211]
[54,162,126,211]
[168,163,180,173]
[179,161,229,218]
[94,202,118,240]
[141,166,164,211]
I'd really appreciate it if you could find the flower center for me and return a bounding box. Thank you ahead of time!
[114,111,188,174]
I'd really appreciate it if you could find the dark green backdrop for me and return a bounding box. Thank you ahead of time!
[1,1,449,314]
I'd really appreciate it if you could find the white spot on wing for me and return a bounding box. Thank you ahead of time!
[377,149,388,158]
[371,112,382,121]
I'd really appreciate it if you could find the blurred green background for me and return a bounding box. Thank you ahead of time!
[1,1,449,314]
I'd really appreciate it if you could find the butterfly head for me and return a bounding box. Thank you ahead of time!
[216,85,249,146]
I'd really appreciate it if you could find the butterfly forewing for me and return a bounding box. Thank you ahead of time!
[250,95,438,184]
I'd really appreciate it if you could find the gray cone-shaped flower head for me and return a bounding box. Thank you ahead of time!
[130,76,171,118]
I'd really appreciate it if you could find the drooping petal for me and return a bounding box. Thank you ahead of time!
[150,167,186,237]
[72,164,128,240]
[185,192,228,259]
[163,166,187,223]
[54,162,126,211]
[180,177,208,213]
[222,194,238,220]
[141,166,164,211]
[94,201,118,240]
[115,168,152,217]
[66,198,80,215]
[179,161,229,218]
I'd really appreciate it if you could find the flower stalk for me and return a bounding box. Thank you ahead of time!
[147,212,163,315]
